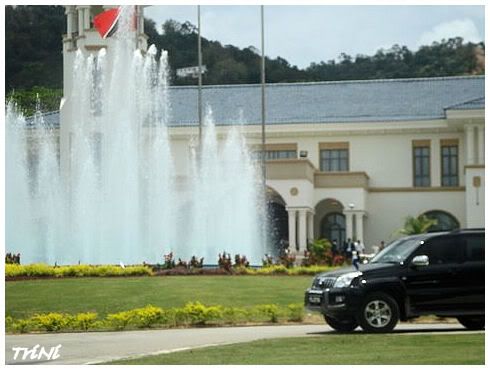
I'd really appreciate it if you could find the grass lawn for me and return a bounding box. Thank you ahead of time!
[6,275,312,319]
[108,333,485,365]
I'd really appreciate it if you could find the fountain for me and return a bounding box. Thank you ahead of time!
[6,7,268,266]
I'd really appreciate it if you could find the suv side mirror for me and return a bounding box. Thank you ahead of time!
[411,255,429,267]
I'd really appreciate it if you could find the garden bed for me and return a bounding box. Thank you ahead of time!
[6,263,342,280]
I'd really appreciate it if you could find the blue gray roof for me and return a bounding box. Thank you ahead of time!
[25,111,60,127]
[445,96,485,110]
[29,75,485,127]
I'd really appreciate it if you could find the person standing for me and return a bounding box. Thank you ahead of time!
[331,239,338,256]
[344,238,353,259]
[356,240,365,256]
[352,249,360,270]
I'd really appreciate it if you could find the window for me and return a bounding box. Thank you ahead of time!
[419,236,463,265]
[464,234,484,262]
[413,142,430,187]
[252,150,297,160]
[320,149,349,171]
[423,210,460,232]
[321,213,346,246]
[265,150,296,160]
[251,143,297,161]
[441,144,458,187]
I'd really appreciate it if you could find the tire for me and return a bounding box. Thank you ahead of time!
[357,292,400,333]
[324,315,358,333]
[457,316,484,330]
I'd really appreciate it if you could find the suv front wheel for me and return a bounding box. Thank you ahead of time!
[457,316,484,330]
[324,315,358,332]
[358,292,400,333]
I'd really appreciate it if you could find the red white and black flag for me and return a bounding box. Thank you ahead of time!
[93,7,122,39]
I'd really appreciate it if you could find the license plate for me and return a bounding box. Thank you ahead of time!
[308,295,321,304]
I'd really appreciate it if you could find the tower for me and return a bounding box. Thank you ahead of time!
[60,5,148,176]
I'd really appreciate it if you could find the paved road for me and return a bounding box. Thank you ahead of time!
[5,323,477,365]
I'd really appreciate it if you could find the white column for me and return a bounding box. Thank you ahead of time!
[287,209,297,251]
[307,212,314,242]
[65,6,74,37]
[298,209,307,252]
[466,124,476,165]
[355,212,365,243]
[139,8,145,34]
[344,211,354,240]
[83,6,91,30]
[77,6,84,36]
[477,125,485,165]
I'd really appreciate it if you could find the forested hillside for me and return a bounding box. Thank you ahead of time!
[6,5,485,114]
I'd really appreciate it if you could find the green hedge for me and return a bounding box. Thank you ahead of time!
[6,263,341,278]
[236,265,340,275]
[6,302,305,333]
[5,264,154,278]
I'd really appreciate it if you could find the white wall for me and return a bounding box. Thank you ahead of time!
[465,167,485,227]
[365,190,466,248]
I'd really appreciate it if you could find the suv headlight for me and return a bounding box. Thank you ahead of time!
[333,271,362,288]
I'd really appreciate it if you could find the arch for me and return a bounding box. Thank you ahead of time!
[314,197,345,210]
[266,186,288,255]
[320,212,346,246]
[421,210,460,232]
[266,186,286,206]
[314,198,345,243]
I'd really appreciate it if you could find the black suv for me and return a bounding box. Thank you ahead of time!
[305,229,484,333]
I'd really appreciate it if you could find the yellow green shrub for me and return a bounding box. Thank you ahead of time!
[254,304,281,323]
[286,304,304,322]
[222,307,250,323]
[6,264,153,278]
[6,301,306,333]
[130,305,164,328]
[74,312,98,331]
[12,319,33,333]
[31,312,73,332]
[182,301,223,325]
[106,311,134,330]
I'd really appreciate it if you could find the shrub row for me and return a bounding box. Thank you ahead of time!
[5,264,154,278]
[6,302,305,333]
[235,265,339,276]
[6,264,340,279]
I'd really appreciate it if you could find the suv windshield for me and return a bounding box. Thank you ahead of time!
[370,236,426,264]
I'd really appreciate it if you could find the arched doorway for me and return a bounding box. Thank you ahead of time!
[315,198,345,245]
[266,187,288,255]
[422,210,460,232]
[320,212,346,246]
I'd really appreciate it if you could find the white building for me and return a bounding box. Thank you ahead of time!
[51,6,486,256]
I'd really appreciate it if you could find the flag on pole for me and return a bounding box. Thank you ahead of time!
[93,7,121,39]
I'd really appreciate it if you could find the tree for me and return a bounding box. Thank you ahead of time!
[5,8,485,94]
[6,5,65,91]
[396,215,438,236]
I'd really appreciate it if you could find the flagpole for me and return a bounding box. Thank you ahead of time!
[260,5,266,189]
[197,5,203,149]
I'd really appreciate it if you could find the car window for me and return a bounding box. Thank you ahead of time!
[463,234,484,262]
[370,236,425,264]
[417,235,463,265]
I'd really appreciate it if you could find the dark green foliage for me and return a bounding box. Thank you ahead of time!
[7,86,62,116]
[6,6,65,91]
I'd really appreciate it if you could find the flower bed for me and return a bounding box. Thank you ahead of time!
[6,302,305,334]
[5,264,154,279]
[6,263,342,279]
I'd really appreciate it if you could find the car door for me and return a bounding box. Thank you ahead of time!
[457,233,485,313]
[404,235,465,314]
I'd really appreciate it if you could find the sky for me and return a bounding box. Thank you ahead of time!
[145,5,485,69]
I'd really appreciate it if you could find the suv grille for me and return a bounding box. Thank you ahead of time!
[313,276,337,289]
